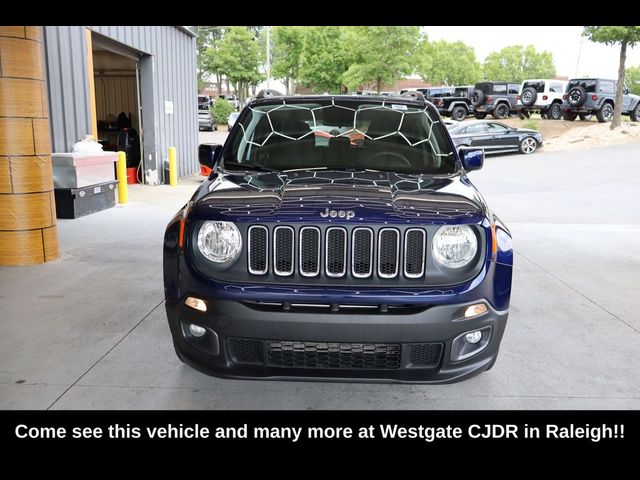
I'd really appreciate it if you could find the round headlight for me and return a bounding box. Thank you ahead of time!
[197,221,242,263]
[432,225,477,269]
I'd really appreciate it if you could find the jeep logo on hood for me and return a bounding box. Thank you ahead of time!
[320,208,355,219]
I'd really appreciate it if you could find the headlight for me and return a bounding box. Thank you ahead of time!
[197,221,242,263]
[432,225,477,269]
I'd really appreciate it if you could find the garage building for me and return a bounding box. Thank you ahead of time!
[0,26,198,266]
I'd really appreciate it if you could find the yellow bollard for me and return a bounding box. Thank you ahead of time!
[169,146,177,186]
[116,151,128,204]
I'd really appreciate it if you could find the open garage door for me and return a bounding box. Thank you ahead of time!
[91,33,145,184]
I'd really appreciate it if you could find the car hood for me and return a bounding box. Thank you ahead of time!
[190,170,488,224]
[515,128,541,135]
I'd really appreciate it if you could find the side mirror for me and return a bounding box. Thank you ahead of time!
[198,143,223,170]
[459,147,484,172]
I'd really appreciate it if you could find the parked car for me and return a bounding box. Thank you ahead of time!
[436,86,475,121]
[227,111,240,130]
[448,120,543,155]
[219,94,240,110]
[561,78,640,122]
[517,79,568,120]
[167,94,513,383]
[470,82,521,119]
[198,95,217,131]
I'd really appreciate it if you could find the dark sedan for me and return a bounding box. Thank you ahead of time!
[448,121,543,154]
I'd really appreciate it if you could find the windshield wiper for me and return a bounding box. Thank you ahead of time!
[222,162,280,174]
[281,167,384,173]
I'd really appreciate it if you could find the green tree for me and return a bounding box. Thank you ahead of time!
[217,27,263,104]
[196,26,225,92]
[482,45,556,83]
[626,65,640,95]
[272,26,304,95]
[341,26,420,93]
[417,39,481,85]
[583,26,640,129]
[299,26,350,93]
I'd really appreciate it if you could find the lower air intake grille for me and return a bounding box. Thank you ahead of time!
[228,338,261,364]
[408,343,442,366]
[267,341,401,369]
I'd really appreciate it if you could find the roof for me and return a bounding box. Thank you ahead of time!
[176,26,197,37]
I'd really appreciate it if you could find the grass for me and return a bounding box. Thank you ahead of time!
[522,118,539,131]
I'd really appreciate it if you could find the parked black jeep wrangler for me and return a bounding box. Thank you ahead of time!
[470,82,520,119]
[434,86,475,121]
[562,78,640,123]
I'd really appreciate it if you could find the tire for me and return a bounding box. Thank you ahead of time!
[548,102,563,120]
[563,111,578,121]
[493,103,509,119]
[596,103,614,123]
[630,103,640,122]
[473,111,487,119]
[578,113,592,121]
[519,136,538,154]
[520,87,537,107]
[471,89,484,107]
[567,86,587,107]
[451,105,467,121]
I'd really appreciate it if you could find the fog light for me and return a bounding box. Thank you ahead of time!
[185,296,207,312]
[189,324,206,337]
[464,303,487,318]
[465,330,482,344]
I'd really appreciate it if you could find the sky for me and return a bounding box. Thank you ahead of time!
[423,26,640,79]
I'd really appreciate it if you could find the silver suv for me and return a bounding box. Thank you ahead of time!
[562,78,640,123]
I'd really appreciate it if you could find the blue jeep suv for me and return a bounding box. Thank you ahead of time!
[163,94,513,383]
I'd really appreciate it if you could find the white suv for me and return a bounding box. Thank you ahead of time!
[517,79,568,120]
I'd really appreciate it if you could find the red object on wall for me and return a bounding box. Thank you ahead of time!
[126,167,138,184]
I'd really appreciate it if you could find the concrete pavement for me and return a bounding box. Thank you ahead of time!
[1,142,639,409]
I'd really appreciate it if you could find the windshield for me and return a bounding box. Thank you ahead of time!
[223,99,456,174]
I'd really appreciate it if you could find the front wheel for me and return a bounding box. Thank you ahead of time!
[563,111,578,121]
[596,103,614,123]
[493,103,509,119]
[630,103,640,122]
[548,103,563,120]
[519,136,538,154]
[473,111,487,119]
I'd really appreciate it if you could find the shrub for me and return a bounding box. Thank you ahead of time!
[213,98,235,125]
[522,118,539,131]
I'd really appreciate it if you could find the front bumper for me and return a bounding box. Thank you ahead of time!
[167,298,508,383]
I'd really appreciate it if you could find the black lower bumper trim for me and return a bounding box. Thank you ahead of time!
[166,298,508,384]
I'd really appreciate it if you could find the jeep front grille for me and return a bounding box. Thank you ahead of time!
[247,225,427,281]
[274,226,294,276]
[378,228,400,278]
[326,227,347,277]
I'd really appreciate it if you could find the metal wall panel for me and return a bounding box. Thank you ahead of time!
[43,26,198,179]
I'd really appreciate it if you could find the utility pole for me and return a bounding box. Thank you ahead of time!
[575,34,584,77]
[266,26,271,89]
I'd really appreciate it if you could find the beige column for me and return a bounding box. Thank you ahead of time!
[0,26,59,265]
